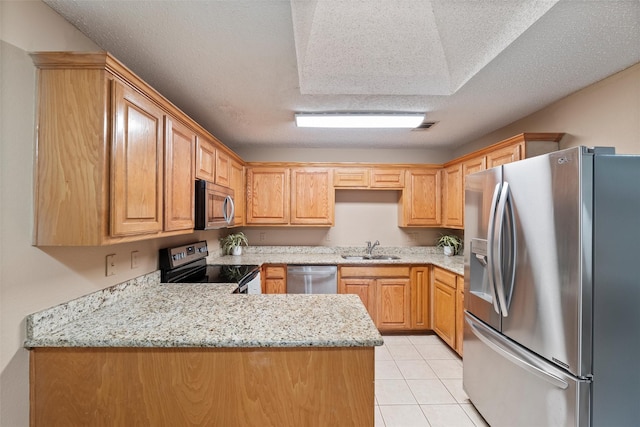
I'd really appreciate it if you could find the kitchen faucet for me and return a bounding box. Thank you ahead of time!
[366,240,380,257]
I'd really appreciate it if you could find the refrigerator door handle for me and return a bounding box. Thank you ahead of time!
[487,182,502,315]
[467,315,569,390]
[493,182,512,316]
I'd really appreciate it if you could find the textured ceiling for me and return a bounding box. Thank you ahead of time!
[43,0,640,151]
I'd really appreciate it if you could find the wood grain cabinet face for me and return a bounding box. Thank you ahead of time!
[246,167,290,225]
[432,267,459,349]
[456,276,464,356]
[111,80,164,236]
[195,135,216,182]
[441,164,463,228]
[215,150,231,187]
[410,267,430,330]
[164,117,195,231]
[263,264,286,294]
[333,168,370,188]
[370,168,405,188]
[339,266,413,331]
[486,143,523,168]
[229,159,245,226]
[339,278,377,324]
[400,169,441,226]
[290,168,334,225]
[377,278,411,330]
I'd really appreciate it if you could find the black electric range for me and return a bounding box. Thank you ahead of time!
[159,241,259,293]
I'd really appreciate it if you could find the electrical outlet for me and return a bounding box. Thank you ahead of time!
[131,251,139,269]
[106,254,116,276]
[259,232,266,242]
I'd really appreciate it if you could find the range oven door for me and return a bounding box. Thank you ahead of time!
[195,180,235,229]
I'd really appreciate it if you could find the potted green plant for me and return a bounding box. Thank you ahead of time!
[436,234,462,256]
[220,232,249,256]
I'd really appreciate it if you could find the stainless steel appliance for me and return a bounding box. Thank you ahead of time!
[286,265,337,294]
[464,146,640,426]
[194,179,235,230]
[159,241,260,293]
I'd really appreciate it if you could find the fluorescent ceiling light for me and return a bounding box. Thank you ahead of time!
[295,113,424,128]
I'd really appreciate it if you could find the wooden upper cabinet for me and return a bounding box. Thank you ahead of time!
[164,117,195,232]
[399,169,441,226]
[215,150,231,187]
[486,142,522,168]
[290,168,334,225]
[111,80,164,237]
[333,168,370,188]
[462,156,486,177]
[195,135,216,182]
[370,168,404,188]
[441,163,463,228]
[246,167,290,224]
[229,159,245,226]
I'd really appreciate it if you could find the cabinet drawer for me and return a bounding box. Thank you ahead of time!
[333,168,370,188]
[433,267,457,289]
[264,265,285,279]
[370,168,404,188]
[340,266,410,278]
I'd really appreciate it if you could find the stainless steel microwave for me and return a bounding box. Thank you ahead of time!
[194,180,235,230]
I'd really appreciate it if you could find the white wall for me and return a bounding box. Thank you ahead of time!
[454,62,640,157]
[0,2,223,425]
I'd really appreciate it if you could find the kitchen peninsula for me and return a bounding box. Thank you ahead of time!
[26,271,382,426]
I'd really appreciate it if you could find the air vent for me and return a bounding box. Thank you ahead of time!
[412,121,437,131]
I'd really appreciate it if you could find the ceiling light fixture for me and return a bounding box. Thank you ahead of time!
[294,113,425,129]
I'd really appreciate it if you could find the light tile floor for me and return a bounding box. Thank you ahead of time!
[375,334,489,427]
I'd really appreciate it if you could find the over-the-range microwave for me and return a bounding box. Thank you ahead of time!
[194,179,235,230]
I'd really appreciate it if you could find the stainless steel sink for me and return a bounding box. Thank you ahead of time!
[369,255,400,260]
[340,254,400,260]
[341,255,367,260]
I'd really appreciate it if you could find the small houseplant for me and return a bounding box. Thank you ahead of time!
[220,232,249,256]
[436,234,462,256]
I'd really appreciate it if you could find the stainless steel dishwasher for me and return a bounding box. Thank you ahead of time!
[286,265,337,294]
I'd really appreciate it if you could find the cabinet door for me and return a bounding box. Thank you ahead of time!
[340,278,376,324]
[215,150,231,187]
[164,117,195,231]
[410,267,430,330]
[400,169,441,226]
[111,80,164,236]
[442,164,463,228]
[229,159,245,226]
[195,135,216,182]
[377,278,411,330]
[263,265,286,294]
[456,276,464,356]
[370,168,405,188]
[432,269,457,348]
[487,143,522,168]
[290,168,334,225]
[246,167,290,224]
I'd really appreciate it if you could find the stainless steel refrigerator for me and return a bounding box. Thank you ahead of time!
[463,146,640,426]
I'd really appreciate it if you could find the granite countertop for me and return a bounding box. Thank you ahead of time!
[25,272,383,349]
[209,246,464,275]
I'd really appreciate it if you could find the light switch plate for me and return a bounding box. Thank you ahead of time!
[106,254,116,276]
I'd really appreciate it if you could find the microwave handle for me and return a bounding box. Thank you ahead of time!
[223,196,235,224]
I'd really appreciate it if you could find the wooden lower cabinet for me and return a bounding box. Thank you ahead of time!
[262,264,286,294]
[30,346,374,426]
[340,265,429,332]
[456,276,464,356]
[432,266,464,353]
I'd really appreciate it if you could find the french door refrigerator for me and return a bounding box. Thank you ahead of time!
[463,146,640,427]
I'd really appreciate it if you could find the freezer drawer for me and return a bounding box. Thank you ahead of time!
[286,265,337,294]
[463,313,590,427]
